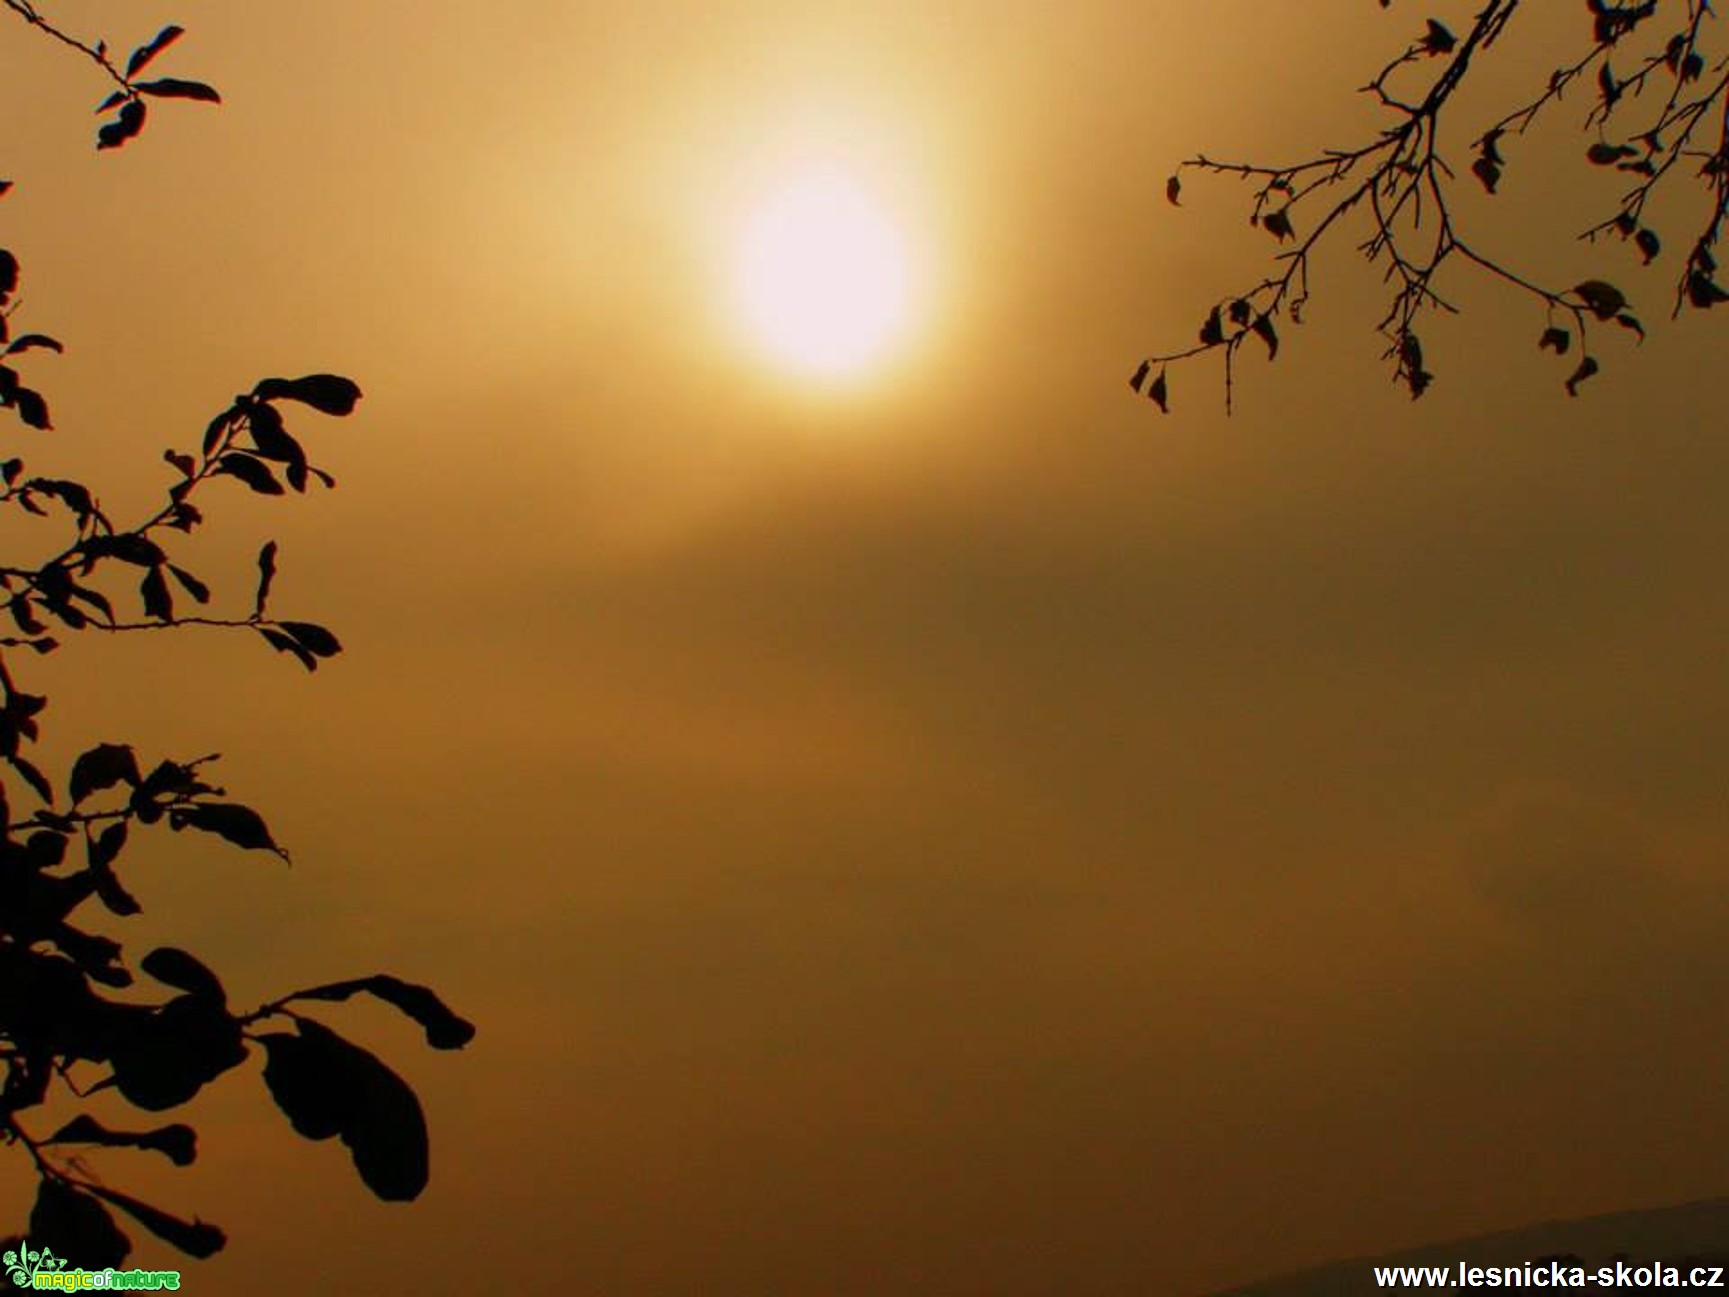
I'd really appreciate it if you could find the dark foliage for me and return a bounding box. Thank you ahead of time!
[0,4,473,1271]
[1131,1,1729,412]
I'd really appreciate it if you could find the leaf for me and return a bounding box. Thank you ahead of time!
[167,564,211,604]
[96,99,148,151]
[203,402,241,456]
[252,374,363,416]
[174,801,287,858]
[1199,306,1225,347]
[88,820,130,870]
[1686,271,1729,309]
[1128,360,1149,394]
[1598,61,1620,107]
[1634,228,1660,264]
[1421,18,1456,54]
[1165,175,1181,206]
[261,1020,430,1201]
[245,401,305,465]
[140,566,174,621]
[1148,369,1169,414]
[1262,208,1294,241]
[89,533,166,567]
[1614,312,1644,341]
[45,1115,198,1167]
[259,1030,349,1141]
[13,387,51,429]
[133,78,221,104]
[1572,279,1626,320]
[1587,142,1635,165]
[214,452,284,494]
[1250,314,1279,360]
[30,1180,130,1270]
[1472,156,1502,198]
[259,626,319,672]
[125,25,184,78]
[70,743,141,805]
[279,621,342,658]
[141,946,226,1002]
[84,1185,224,1259]
[254,540,279,617]
[109,994,248,1109]
[286,975,477,1050]
[5,333,63,354]
[1565,354,1600,397]
[1538,326,1571,355]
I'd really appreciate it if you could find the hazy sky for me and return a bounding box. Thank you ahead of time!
[4,3,1729,1293]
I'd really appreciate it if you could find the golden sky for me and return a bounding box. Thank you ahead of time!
[5,3,1729,1293]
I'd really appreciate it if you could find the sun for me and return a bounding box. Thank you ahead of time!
[733,165,914,381]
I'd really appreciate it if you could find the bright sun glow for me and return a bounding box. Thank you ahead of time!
[734,165,914,381]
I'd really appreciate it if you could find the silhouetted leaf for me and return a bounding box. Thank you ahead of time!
[1251,314,1279,359]
[214,452,284,494]
[5,333,63,354]
[1565,354,1600,396]
[0,249,17,300]
[1572,280,1626,319]
[1538,326,1571,355]
[1587,142,1636,165]
[139,566,173,621]
[260,1019,429,1201]
[258,626,318,672]
[96,99,147,151]
[173,801,287,859]
[84,1185,224,1259]
[110,995,248,1110]
[245,401,304,465]
[70,743,141,805]
[1165,174,1181,206]
[254,540,278,617]
[1148,368,1169,414]
[88,820,129,870]
[30,1180,129,1270]
[1633,228,1660,264]
[162,564,209,605]
[1262,208,1294,241]
[1421,18,1456,54]
[125,25,184,77]
[141,947,225,1002]
[203,402,240,456]
[1687,271,1729,309]
[287,975,477,1050]
[133,78,221,104]
[1199,307,1225,347]
[259,1029,348,1140]
[252,374,363,416]
[88,533,166,567]
[1128,360,1149,394]
[279,621,341,658]
[1614,312,1644,341]
[13,387,50,429]
[45,1116,198,1168]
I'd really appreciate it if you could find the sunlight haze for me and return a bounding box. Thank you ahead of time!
[2,2,1727,1294]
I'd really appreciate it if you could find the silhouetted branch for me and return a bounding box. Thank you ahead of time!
[1132,0,1729,412]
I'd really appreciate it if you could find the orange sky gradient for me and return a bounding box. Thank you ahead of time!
[4,3,1729,1293]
